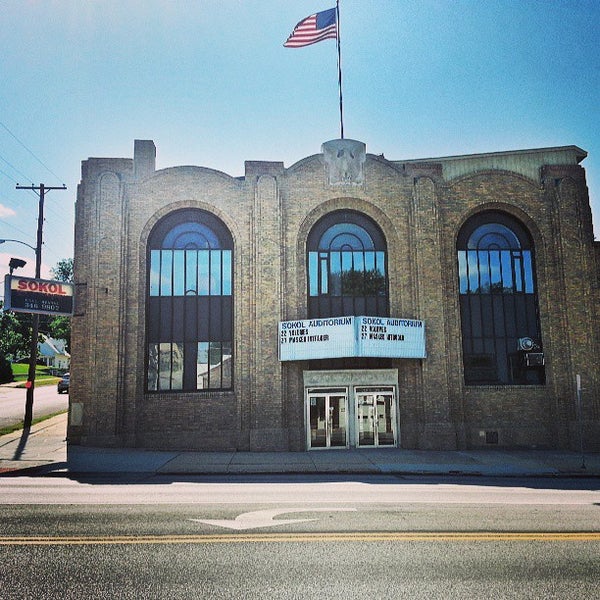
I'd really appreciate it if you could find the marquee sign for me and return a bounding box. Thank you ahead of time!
[279,317,356,361]
[4,274,74,316]
[356,316,426,358]
[279,316,426,361]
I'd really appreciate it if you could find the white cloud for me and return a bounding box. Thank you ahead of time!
[0,204,17,218]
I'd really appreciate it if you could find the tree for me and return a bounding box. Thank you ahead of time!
[0,301,31,362]
[51,258,73,283]
[47,258,74,352]
[0,301,31,383]
[0,353,12,383]
[48,316,71,351]
[338,268,386,296]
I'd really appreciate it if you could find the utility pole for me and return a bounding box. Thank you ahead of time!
[15,183,67,428]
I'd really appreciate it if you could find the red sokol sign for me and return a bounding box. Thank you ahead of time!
[4,274,74,316]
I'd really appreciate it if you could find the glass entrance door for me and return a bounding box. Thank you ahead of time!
[307,389,348,449]
[356,387,396,447]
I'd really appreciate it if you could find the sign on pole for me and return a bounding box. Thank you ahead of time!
[3,274,74,316]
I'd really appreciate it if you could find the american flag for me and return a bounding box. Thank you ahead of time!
[284,7,337,48]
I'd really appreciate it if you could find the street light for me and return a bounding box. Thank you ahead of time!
[1,240,35,276]
[8,258,27,275]
[0,238,38,254]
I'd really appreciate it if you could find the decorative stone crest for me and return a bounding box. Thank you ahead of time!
[322,139,366,186]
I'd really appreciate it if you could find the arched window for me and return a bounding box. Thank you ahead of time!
[457,211,544,385]
[146,209,233,391]
[307,210,389,318]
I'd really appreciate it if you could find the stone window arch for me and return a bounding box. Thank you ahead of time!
[146,209,233,391]
[307,210,389,318]
[457,211,544,385]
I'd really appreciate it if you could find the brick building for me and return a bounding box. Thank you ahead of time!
[68,139,600,452]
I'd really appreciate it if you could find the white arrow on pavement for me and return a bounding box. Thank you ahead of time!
[190,507,357,531]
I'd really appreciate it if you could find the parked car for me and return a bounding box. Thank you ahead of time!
[57,373,70,394]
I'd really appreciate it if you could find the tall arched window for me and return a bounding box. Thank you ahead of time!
[307,210,389,318]
[457,211,544,385]
[146,209,233,391]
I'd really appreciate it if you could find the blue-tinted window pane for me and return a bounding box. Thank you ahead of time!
[513,253,523,292]
[500,250,514,292]
[478,251,491,293]
[489,250,502,291]
[320,223,374,250]
[196,342,210,389]
[340,251,358,295]
[320,255,328,295]
[163,222,220,249]
[147,343,159,390]
[375,251,385,277]
[467,251,479,293]
[353,252,365,273]
[158,342,183,390]
[330,252,341,295]
[160,251,172,296]
[173,250,185,296]
[197,251,210,295]
[221,342,232,388]
[341,251,353,273]
[222,250,232,296]
[468,223,521,250]
[523,251,534,294]
[210,342,222,389]
[210,250,222,295]
[458,251,468,294]
[170,343,184,389]
[374,252,386,295]
[185,251,198,295]
[308,252,318,296]
[150,250,161,296]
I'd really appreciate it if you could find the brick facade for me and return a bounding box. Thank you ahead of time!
[68,140,600,451]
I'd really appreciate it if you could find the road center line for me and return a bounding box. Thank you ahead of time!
[1,532,600,545]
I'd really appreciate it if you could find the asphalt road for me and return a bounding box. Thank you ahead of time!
[1,475,599,599]
[0,383,68,428]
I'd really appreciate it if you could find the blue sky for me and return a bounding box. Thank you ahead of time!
[1,0,598,283]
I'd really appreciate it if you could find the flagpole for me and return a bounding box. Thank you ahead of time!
[336,0,344,139]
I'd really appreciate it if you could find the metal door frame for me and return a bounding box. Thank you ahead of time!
[355,386,396,448]
[306,387,349,450]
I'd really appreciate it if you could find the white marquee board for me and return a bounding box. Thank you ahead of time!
[279,316,426,361]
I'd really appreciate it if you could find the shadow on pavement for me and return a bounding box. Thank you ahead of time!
[12,427,31,461]
[10,470,599,492]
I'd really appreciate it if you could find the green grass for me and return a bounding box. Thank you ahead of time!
[0,410,67,437]
[10,363,61,387]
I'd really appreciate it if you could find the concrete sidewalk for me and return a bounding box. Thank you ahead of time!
[0,412,598,477]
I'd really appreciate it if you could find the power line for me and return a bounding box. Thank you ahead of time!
[0,165,21,185]
[0,120,65,185]
[0,217,35,242]
[0,159,69,225]
[0,154,34,185]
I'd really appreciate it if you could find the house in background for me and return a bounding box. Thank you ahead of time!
[38,335,70,372]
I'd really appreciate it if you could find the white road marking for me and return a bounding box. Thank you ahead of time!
[189,507,358,530]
